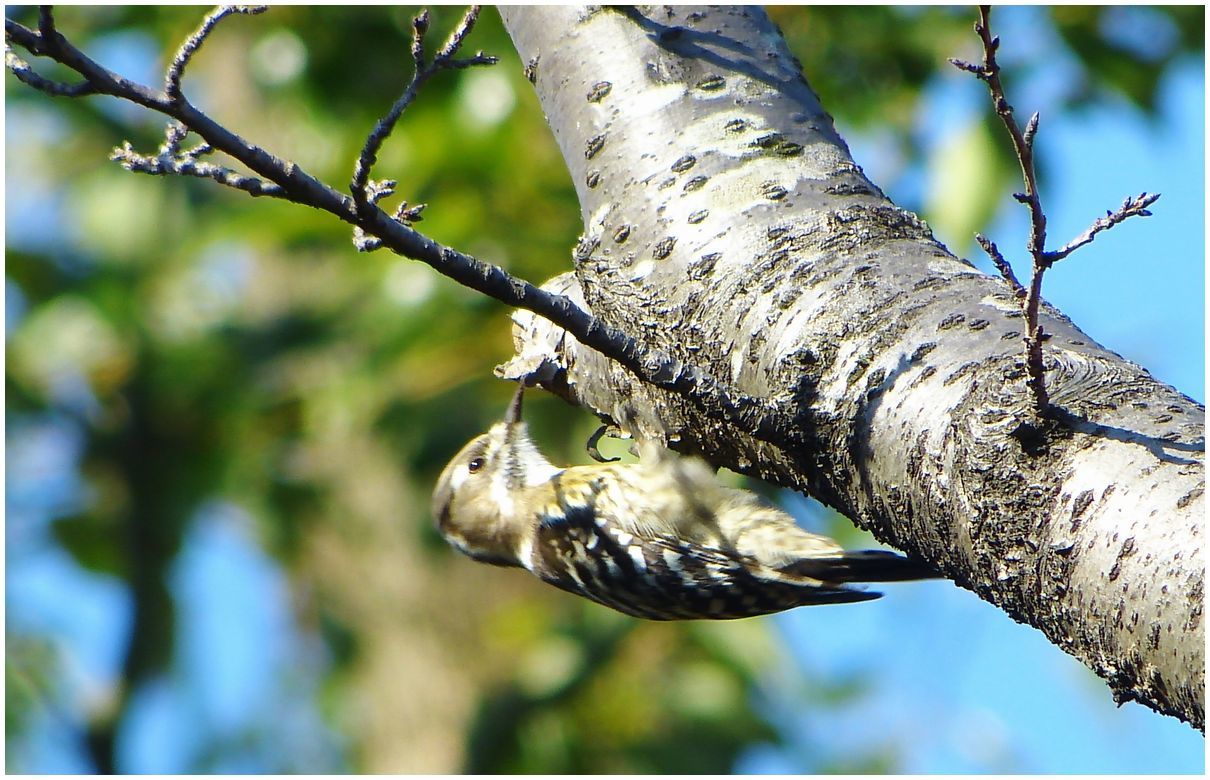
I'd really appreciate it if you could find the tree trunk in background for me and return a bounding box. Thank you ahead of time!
[296,430,560,772]
[498,5,1204,730]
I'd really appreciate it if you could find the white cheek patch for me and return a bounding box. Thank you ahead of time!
[449,465,471,492]
[490,476,515,516]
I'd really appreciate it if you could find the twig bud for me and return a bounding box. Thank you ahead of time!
[1023,112,1039,149]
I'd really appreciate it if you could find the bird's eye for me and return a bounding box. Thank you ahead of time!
[467,457,486,473]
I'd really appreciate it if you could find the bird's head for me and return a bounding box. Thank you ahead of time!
[430,385,561,567]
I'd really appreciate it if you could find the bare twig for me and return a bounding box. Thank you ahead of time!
[1044,192,1160,264]
[954,7,1050,412]
[351,5,497,210]
[112,142,286,198]
[110,120,284,196]
[4,46,95,95]
[36,6,57,41]
[5,5,793,449]
[165,5,266,102]
[956,6,1159,418]
[975,233,1023,297]
[434,7,495,66]
[950,7,1049,262]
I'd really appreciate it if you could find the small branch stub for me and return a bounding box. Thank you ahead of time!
[111,121,286,197]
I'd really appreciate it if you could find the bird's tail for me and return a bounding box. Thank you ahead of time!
[787,550,939,583]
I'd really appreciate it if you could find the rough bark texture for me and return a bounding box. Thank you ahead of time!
[497,5,1204,730]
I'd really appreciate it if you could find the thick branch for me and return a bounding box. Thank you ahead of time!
[503,4,1202,731]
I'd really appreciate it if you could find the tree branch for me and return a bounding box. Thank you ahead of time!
[975,233,1023,297]
[4,45,95,96]
[954,5,1160,418]
[1044,192,1160,263]
[501,4,1202,731]
[350,6,497,210]
[165,5,266,102]
[111,121,287,197]
[4,5,794,449]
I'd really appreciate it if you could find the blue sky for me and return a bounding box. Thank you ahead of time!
[5,8,1205,774]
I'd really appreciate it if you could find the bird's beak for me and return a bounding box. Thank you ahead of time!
[504,383,525,424]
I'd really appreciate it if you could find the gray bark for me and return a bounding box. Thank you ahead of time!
[497,6,1204,730]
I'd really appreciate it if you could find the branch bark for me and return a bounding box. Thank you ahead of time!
[497,5,1204,731]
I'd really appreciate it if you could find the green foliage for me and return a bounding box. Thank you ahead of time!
[772,7,973,128]
[1049,6,1204,114]
[463,613,784,773]
[771,6,1203,253]
[5,5,1200,773]
[5,636,61,767]
[923,115,1014,255]
[772,6,1202,129]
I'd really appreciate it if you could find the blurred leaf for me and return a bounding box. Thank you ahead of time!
[925,118,1012,255]
[1051,6,1203,114]
[5,635,60,756]
[9,294,134,402]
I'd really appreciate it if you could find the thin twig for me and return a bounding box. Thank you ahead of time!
[1044,192,1160,264]
[953,7,1049,260]
[111,139,286,197]
[4,46,95,96]
[4,5,794,449]
[434,5,494,65]
[351,5,497,209]
[165,5,266,102]
[975,233,1024,297]
[955,6,1159,419]
[36,6,56,41]
[953,6,1050,413]
[111,119,284,197]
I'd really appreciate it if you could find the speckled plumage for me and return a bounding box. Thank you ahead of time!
[431,388,934,620]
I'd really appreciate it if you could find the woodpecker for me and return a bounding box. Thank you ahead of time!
[431,386,935,620]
